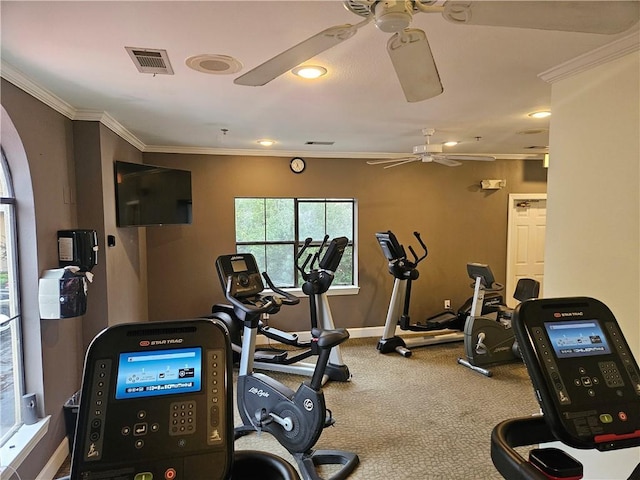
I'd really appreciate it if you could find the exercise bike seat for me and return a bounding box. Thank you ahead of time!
[233,450,301,480]
[311,327,349,349]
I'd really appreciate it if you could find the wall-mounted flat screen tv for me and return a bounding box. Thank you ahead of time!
[114,161,192,227]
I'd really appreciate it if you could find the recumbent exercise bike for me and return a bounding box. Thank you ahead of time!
[211,253,359,480]
[457,262,540,377]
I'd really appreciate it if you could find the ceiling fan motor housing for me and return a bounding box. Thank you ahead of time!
[374,1,414,32]
[413,143,442,154]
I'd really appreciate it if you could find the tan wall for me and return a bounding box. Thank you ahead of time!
[143,152,547,332]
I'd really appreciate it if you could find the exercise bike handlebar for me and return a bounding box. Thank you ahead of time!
[224,275,298,316]
[224,277,279,314]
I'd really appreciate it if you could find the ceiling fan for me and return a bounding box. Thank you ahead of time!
[234,1,639,103]
[366,128,496,168]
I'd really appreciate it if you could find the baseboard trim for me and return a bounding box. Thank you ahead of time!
[38,438,68,480]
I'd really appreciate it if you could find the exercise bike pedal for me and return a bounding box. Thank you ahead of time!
[324,408,335,428]
[294,449,359,480]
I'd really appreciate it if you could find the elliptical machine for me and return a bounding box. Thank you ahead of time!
[375,230,464,357]
[212,253,359,480]
[212,236,351,382]
[457,263,540,377]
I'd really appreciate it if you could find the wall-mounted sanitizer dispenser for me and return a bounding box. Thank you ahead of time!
[38,230,98,319]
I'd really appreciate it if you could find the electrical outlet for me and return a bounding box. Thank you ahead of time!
[444,299,451,310]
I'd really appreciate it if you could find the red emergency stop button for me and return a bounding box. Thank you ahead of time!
[165,468,176,480]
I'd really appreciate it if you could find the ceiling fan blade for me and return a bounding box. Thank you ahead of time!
[234,20,370,87]
[367,157,414,165]
[442,1,640,34]
[383,158,421,169]
[433,157,463,167]
[445,154,496,162]
[387,29,443,103]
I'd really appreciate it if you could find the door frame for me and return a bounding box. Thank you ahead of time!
[506,193,547,307]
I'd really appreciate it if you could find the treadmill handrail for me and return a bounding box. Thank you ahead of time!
[491,415,562,480]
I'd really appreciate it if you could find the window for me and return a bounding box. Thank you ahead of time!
[0,149,23,446]
[235,198,356,288]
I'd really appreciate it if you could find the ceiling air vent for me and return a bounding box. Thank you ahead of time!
[126,47,174,75]
[305,141,335,146]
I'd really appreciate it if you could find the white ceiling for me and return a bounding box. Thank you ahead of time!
[1,1,638,159]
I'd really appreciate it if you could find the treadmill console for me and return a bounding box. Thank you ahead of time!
[513,297,640,451]
[71,319,233,480]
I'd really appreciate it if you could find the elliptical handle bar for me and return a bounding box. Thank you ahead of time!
[262,272,300,306]
[411,231,428,264]
[310,234,330,270]
[295,237,314,280]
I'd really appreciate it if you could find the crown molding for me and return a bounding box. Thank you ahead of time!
[1,61,77,119]
[1,61,551,161]
[1,60,146,151]
[539,31,640,84]
[73,109,146,151]
[141,144,410,159]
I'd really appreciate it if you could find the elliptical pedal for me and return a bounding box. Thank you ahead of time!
[255,348,289,362]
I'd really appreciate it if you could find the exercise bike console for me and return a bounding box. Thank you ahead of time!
[513,297,640,451]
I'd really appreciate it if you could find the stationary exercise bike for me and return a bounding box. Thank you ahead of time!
[375,230,464,357]
[212,253,359,480]
[457,263,540,377]
[212,236,351,383]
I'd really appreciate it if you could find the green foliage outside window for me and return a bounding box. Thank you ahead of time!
[235,198,355,288]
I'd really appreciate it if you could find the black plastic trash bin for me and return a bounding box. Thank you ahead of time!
[63,391,80,450]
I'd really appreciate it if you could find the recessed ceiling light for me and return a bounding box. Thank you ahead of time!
[257,139,275,147]
[528,110,551,119]
[291,65,327,79]
[443,141,458,147]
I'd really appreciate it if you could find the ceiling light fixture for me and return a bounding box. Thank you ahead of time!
[257,139,275,147]
[291,65,327,79]
[528,110,551,119]
[443,141,458,147]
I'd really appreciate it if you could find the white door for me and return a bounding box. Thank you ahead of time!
[505,194,547,308]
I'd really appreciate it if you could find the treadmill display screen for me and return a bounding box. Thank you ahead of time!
[544,319,612,359]
[115,347,202,399]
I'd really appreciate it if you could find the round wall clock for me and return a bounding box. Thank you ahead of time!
[290,157,306,174]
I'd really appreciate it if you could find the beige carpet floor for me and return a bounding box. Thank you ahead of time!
[233,336,540,479]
